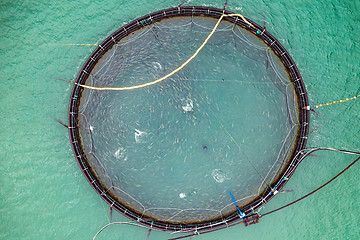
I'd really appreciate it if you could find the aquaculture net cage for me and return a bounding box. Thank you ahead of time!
[68,6,309,232]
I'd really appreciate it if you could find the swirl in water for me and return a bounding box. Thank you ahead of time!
[114,147,127,161]
[211,169,230,183]
[182,98,193,112]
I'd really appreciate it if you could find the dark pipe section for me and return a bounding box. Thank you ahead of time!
[54,118,68,128]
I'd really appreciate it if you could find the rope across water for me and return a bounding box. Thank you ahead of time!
[70,13,253,91]
[65,12,359,108]
[167,149,360,240]
[91,148,360,240]
[304,94,359,110]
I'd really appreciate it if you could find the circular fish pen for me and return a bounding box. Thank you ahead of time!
[68,6,309,232]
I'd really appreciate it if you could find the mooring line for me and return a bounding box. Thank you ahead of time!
[167,149,360,240]
[304,94,359,110]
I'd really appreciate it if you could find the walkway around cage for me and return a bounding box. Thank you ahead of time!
[68,6,309,233]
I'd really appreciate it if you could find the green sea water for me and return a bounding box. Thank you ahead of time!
[1,0,359,239]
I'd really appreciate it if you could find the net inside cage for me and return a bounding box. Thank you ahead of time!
[77,16,300,223]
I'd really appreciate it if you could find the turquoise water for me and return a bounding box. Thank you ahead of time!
[78,16,299,224]
[1,0,359,239]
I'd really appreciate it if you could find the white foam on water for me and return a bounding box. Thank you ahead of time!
[153,61,162,71]
[211,169,230,183]
[182,98,193,112]
[134,129,147,143]
[114,147,127,161]
[179,193,186,198]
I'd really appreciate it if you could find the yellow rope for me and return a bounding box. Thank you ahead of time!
[304,94,360,110]
[72,14,253,91]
